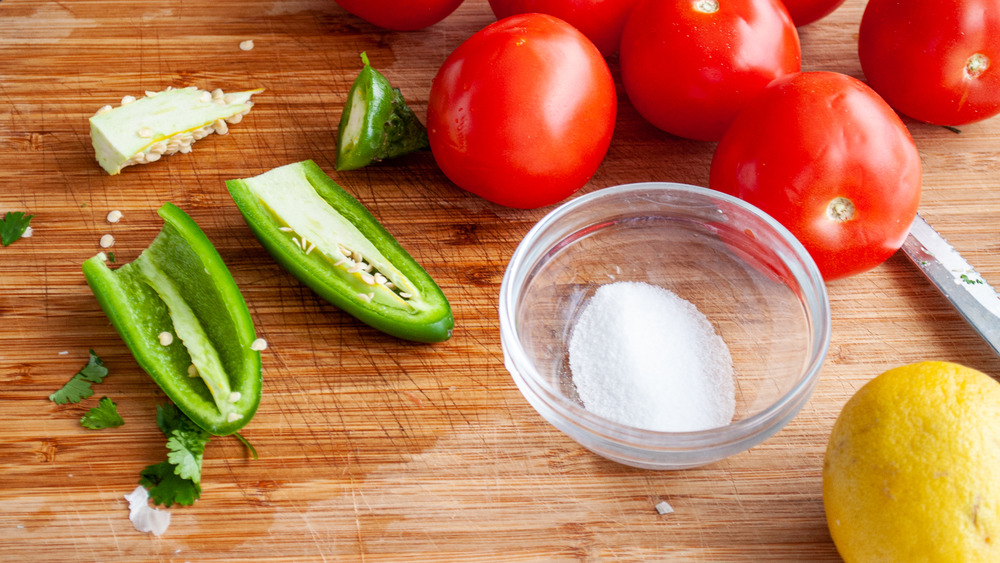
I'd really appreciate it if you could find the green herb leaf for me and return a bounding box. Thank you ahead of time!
[80,396,125,429]
[49,350,108,404]
[960,273,985,285]
[141,404,212,506]
[139,461,202,507]
[1,211,34,246]
[166,428,210,484]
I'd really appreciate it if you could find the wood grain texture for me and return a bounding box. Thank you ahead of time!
[1,0,999,560]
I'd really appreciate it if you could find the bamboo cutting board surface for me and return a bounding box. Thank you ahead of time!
[2,0,999,560]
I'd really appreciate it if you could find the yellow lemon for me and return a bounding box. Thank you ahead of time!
[823,361,1000,562]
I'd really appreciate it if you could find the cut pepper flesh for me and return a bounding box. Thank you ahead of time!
[90,86,261,175]
[83,203,262,435]
[227,160,453,343]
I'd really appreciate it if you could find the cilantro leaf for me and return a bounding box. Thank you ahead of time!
[80,396,125,429]
[166,428,210,483]
[49,350,108,404]
[140,461,202,507]
[0,211,34,246]
[141,404,212,506]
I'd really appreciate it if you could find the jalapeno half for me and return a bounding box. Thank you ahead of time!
[226,160,454,343]
[82,203,262,435]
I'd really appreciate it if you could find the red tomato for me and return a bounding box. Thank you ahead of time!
[619,0,800,142]
[333,0,465,31]
[709,72,922,281]
[487,0,640,56]
[426,14,617,209]
[859,0,1000,126]
[780,0,846,27]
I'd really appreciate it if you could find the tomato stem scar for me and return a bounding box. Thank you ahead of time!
[695,0,720,14]
[965,53,989,79]
[827,197,856,222]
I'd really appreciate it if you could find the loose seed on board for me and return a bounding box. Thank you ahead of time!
[158,332,173,346]
[121,95,136,105]
[99,234,115,248]
[239,39,254,51]
[107,210,123,223]
[250,338,268,351]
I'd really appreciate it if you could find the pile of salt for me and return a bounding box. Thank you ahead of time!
[568,281,735,432]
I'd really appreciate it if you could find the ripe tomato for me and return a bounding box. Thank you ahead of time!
[487,0,640,56]
[333,0,465,31]
[619,0,800,142]
[859,0,1000,126]
[426,14,616,209]
[709,72,922,281]
[781,0,846,27]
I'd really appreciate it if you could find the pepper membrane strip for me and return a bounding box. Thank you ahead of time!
[226,159,454,343]
[82,203,261,435]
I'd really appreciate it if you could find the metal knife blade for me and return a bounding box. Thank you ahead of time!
[901,213,1000,356]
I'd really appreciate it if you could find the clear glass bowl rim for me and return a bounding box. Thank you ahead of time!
[498,182,832,454]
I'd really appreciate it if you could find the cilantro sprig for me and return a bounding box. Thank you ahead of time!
[49,350,109,404]
[81,396,125,429]
[1,211,34,246]
[140,403,212,507]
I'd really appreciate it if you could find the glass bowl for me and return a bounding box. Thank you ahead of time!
[499,183,830,470]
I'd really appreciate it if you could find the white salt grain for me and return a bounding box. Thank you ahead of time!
[568,281,735,432]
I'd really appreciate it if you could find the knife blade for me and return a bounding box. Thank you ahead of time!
[901,213,1000,356]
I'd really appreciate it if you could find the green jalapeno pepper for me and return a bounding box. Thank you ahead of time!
[336,52,429,171]
[226,160,454,343]
[82,203,262,435]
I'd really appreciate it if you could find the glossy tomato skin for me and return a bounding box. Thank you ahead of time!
[780,0,846,27]
[709,72,921,281]
[859,0,1000,126]
[334,0,465,31]
[619,0,800,142]
[427,14,616,209]
[487,0,640,56]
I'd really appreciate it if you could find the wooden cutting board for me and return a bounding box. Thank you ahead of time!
[2,0,998,560]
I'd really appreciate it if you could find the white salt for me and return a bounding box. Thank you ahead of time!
[568,281,735,432]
